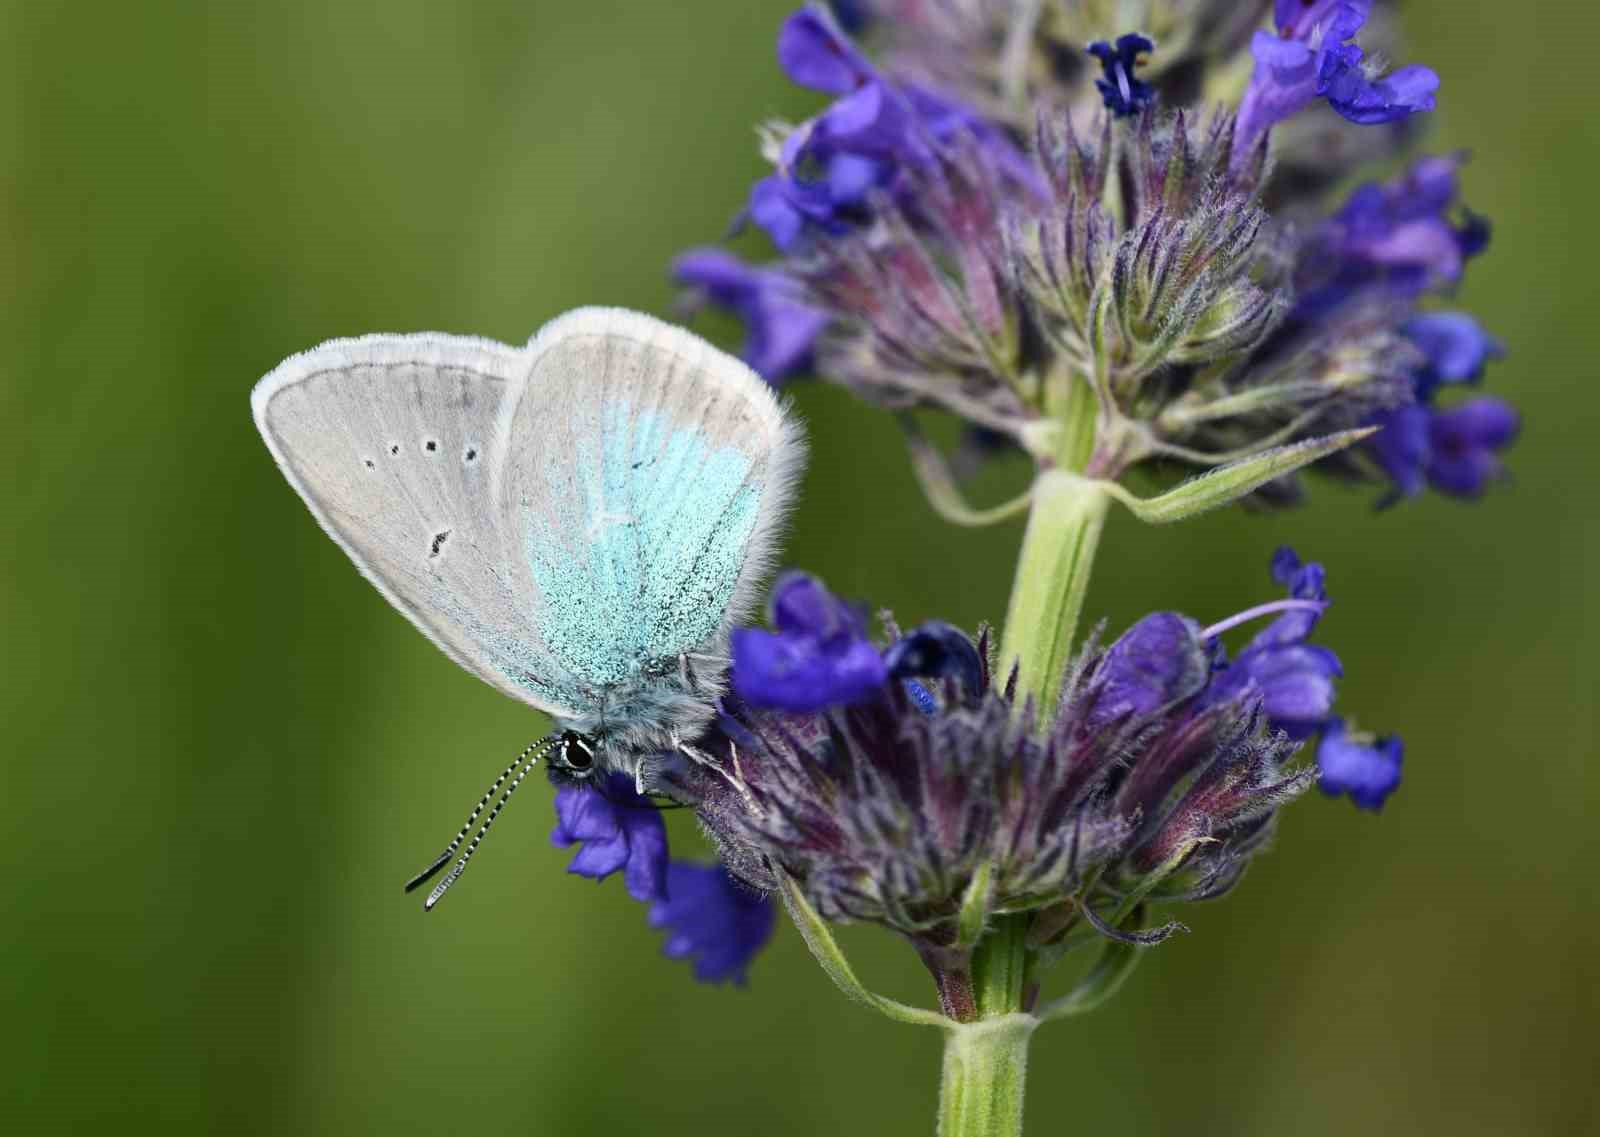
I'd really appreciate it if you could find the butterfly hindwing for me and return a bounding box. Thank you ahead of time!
[501,308,805,737]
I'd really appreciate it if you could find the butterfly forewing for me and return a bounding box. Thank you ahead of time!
[251,333,581,718]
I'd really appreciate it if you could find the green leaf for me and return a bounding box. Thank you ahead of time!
[774,870,953,1029]
[1035,936,1142,1022]
[897,414,1033,527]
[1103,427,1376,524]
[956,863,995,948]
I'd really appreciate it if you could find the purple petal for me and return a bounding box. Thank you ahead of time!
[648,862,776,985]
[566,835,629,879]
[621,812,669,903]
[770,571,865,640]
[672,249,827,383]
[777,8,874,94]
[1248,644,1342,729]
[1425,397,1520,496]
[1276,0,1370,37]
[747,176,807,252]
[731,627,887,712]
[1234,31,1320,156]
[1367,404,1431,501]
[1249,549,1328,648]
[549,778,669,899]
[1317,718,1403,810]
[1403,312,1504,396]
[551,785,621,844]
[1093,613,1210,725]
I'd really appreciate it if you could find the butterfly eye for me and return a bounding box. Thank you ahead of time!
[561,731,595,772]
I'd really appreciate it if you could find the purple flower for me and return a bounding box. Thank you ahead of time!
[1366,312,1518,503]
[1297,157,1488,315]
[1402,312,1505,399]
[673,249,829,383]
[746,8,1039,250]
[648,861,776,985]
[1087,34,1156,117]
[731,572,888,711]
[549,775,669,903]
[1316,717,1403,810]
[1204,548,1342,739]
[1234,0,1437,164]
[1420,397,1520,497]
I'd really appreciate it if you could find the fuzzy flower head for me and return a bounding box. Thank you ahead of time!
[678,6,1518,517]
[687,559,1389,965]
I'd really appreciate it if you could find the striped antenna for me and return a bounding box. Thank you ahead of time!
[403,735,556,907]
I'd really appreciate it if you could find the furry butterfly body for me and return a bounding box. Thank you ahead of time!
[252,307,805,791]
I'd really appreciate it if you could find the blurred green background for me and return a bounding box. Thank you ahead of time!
[5,1,1595,1133]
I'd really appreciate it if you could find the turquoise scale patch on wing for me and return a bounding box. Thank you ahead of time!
[524,406,759,696]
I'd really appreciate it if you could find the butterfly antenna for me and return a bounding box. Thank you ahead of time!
[403,735,555,908]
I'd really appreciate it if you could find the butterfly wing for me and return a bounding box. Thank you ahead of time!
[252,310,804,733]
[251,332,583,719]
[500,308,805,727]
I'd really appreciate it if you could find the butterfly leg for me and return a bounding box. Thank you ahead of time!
[674,732,763,816]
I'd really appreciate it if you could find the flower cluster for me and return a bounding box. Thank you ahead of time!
[669,556,1396,987]
[675,4,1517,509]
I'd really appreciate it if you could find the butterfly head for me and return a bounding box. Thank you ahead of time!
[548,729,599,784]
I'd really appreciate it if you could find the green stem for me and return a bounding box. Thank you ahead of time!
[938,371,1113,1134]
[972,914,1032,1017]
[997,370,1109,717]
[938,1015,1038,1137]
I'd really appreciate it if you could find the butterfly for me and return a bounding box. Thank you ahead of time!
[252,307,805,907]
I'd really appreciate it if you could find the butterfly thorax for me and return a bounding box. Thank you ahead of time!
[548,649,728,784]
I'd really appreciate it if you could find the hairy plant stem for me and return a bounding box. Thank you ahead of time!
[938,371,1111,1135]
[938,1012,1038,1137]
[998,372,1110,716]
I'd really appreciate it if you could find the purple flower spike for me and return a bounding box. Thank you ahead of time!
[1087,34,1156,118]
[549,775,669,903]
[732,572,888,711]
[1235,0,1436,163]
[1403,312,1505,399]
[1317,718,1403,810]
[673,249,829,383]
[649,862,776,985]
